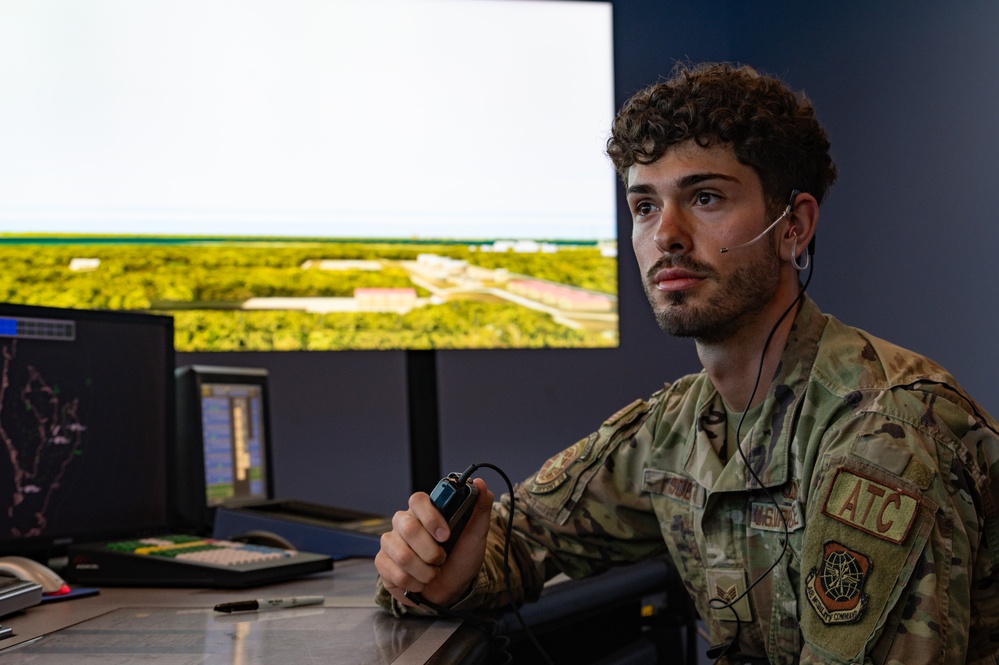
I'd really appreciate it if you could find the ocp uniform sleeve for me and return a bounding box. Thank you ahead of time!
[374,392,670,616]
[450,393,672,612]
[798,390,999,664]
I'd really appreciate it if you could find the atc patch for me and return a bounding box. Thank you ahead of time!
[821,468,919,544]
[529,434,593,494]
[805,541,871,625]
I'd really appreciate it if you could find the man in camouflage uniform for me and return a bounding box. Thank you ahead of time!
[374,62,999,663]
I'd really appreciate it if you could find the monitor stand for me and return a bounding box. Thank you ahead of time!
[406,349,442,493]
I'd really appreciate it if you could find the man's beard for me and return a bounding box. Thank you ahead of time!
[643,242,780,344]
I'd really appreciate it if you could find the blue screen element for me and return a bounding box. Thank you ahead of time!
[199,384,267,506]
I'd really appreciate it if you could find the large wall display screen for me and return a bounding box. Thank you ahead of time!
[0,0,618,352]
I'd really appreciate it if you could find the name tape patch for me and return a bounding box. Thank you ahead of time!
[663,476,698,504]
[821,468,919,544]
[749,500,804,532]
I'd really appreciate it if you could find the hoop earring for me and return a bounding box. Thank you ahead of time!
[791,233,809,271]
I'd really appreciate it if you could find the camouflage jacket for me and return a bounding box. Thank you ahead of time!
[376,297,999,664]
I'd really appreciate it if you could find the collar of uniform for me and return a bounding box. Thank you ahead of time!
[683,295,827,492]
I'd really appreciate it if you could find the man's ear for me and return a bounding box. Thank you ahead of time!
[781,191,819,265]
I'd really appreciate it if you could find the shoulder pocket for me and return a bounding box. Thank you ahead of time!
[520,399,650,525]
[800,454,939,662]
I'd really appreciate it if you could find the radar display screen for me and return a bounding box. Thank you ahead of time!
[0,304,174,556]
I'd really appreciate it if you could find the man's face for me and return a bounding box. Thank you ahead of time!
[627,141,781,344]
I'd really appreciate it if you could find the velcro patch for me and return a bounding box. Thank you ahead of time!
[749,499,803,532]
[643,469,707,508]
[529,437,589,494]
[706,568,752,622]
[662,475,701,505]
[821,468,919,544]
[805,541,872,625]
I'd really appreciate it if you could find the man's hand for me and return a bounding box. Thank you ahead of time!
[375,477,494,608]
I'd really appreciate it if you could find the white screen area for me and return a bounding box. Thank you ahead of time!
[0,0,615,241]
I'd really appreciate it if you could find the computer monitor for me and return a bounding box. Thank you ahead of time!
[0,303,175,561]
[174,365,274,532]
[172,364,393,557]
[0,0,618,352]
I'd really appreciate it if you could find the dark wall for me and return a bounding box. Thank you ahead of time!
[724,0,999,420]
[179,0,999,515]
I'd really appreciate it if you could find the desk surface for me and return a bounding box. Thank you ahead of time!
[0,558,463,664]
[0,556,683,665]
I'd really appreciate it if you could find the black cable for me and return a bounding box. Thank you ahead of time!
[709,250,814,663]
[462,463,555,665]
[411,462,555,665]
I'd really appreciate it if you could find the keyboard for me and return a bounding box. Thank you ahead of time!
[0,574,42,618]
[66,534,333,588]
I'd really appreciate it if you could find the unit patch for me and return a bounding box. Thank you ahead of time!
[805,541,872,625]
[821,468,919,544]
[529,436,591,494]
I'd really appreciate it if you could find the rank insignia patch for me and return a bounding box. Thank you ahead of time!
[706,568,752,622]
[805,541,872,625]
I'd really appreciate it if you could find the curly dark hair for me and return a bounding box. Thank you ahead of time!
[606,62,837,213]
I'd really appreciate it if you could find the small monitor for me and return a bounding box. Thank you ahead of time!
[174,365,274,531]
[0,303,175,560]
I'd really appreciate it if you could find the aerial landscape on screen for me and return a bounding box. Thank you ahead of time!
[0,1,619,353]
[0,234,618,352]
